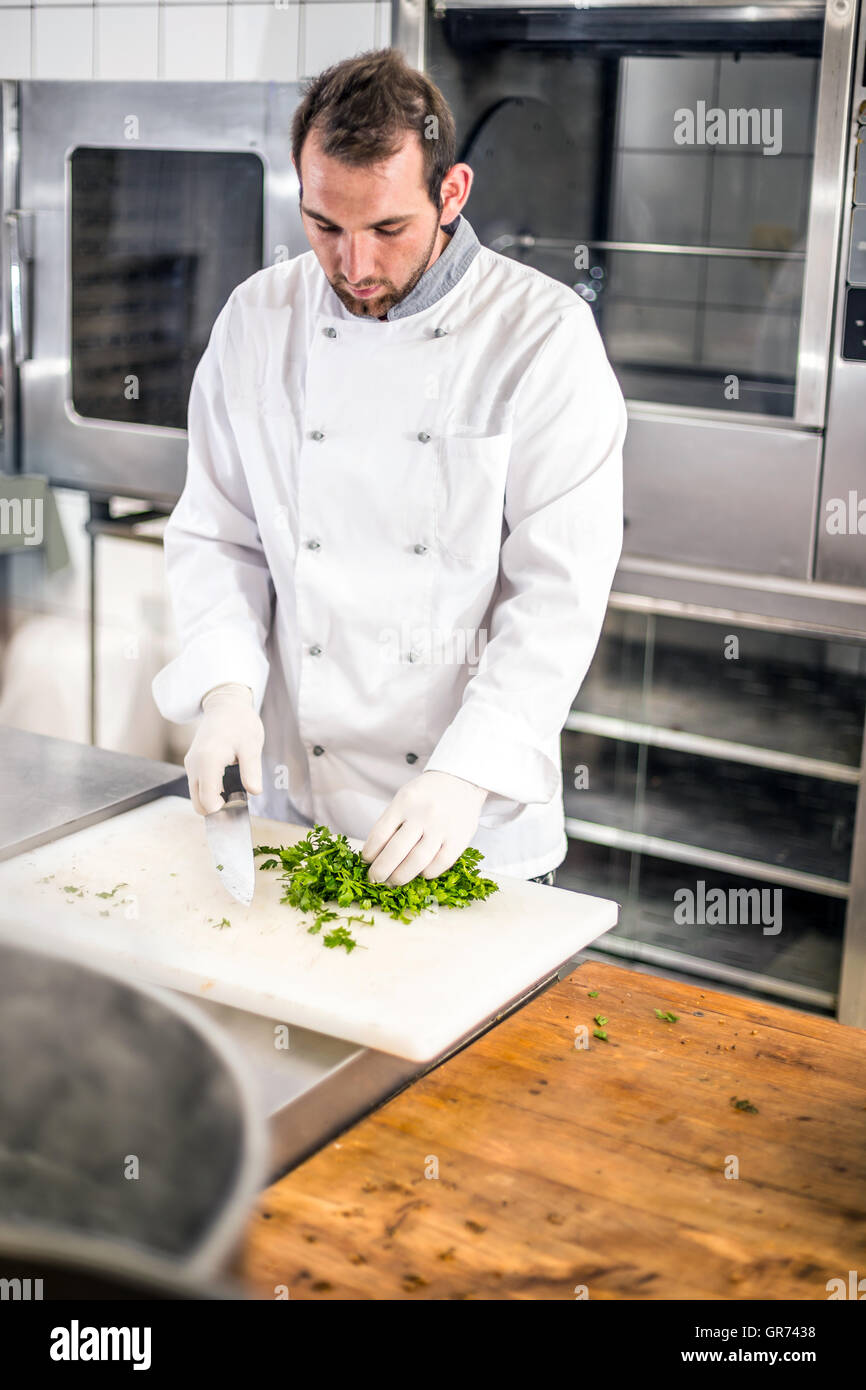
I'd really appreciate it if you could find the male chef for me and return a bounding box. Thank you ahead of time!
[152,47,627,887]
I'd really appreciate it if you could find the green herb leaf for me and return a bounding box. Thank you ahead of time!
[323,925,359,953]
[654,1009,679,1023]
[730,1096,759,1113]
[95,882,128,900]
[594,1014,608,1027]
[593,1029,608,1042]
[588,990,599,998]
[254,824,498,952]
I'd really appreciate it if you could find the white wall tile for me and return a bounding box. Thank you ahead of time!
[161,4,227,79]
[229,3,298,81]
[301,1,377,77]
[95,6,158,78]
[33,7,94,77]
[34,0,93,8]
[0,9,31,76]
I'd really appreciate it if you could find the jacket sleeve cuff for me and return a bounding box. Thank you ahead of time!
[422,700,560,805]
[151,626,269,725]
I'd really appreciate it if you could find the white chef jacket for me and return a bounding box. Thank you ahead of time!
[152,222,627,878]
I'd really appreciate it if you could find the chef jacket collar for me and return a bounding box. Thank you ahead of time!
[383,214,481,321]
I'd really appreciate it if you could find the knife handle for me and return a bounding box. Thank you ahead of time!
[221,763,245,800]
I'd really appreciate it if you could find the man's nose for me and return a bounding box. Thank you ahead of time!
[340,234,376,285]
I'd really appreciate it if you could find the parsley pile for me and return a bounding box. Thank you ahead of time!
[254,823,498,952]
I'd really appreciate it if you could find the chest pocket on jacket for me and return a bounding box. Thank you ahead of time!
[434,430,511,564]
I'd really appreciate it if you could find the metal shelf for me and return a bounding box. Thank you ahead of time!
[564,817,849,899]
[565,710,860,785]
[573,631,865,771]
[559,846,844,1011]
[562,730,855,892]
[578,935,836,1013]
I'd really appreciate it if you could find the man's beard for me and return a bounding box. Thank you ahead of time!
[328,220,441,319]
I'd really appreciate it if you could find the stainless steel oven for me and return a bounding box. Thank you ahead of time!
[395,0,865,593]
[1,80,305,503]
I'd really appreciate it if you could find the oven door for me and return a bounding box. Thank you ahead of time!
[10,81,305,504]
[416,0,858,579]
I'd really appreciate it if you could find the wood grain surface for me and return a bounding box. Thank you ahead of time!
[238,961,866,1300]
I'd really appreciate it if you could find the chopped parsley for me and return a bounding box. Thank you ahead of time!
[95,883,128,899]
[255,823,498,952]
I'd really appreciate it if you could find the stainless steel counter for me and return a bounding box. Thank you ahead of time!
[0,725,186,860]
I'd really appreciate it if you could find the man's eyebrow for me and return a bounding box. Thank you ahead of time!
[300,204,414,230]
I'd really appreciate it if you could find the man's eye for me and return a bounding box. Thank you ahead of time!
[377,228,404,238]
[315,225,338,235]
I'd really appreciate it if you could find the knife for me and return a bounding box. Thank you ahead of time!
[205,763,255,906]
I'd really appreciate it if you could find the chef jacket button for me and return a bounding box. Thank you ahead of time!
[417,431,431,444]
[307,539,321,550]
[312,744,325,756]
[405,752,418,763]
[413,543,428,555]
[433,327,448,338]
[310,644,323,657]
[310,430,324,441]
[323,327,337,338]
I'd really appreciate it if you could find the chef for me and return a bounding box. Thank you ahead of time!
[152,47,627,888]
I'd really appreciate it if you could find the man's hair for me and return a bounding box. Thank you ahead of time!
[291,48,457,209]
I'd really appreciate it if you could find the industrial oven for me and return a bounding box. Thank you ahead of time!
[0,80,306,501]
[393,0,866,600]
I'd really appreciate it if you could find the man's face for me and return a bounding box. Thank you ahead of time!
[297,128,444,319]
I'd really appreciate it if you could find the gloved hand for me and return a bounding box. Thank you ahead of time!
[184,682,264,815]
[361,770,489,886]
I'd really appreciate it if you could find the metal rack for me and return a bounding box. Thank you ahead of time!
[559,600,866,1019]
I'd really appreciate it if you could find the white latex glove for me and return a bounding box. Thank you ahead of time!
[183,682,264,815]
[361,770,489,886]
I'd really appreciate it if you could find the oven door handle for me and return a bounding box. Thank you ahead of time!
[5,209,32,367]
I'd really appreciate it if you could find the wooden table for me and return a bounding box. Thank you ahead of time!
[239,961,866,1300]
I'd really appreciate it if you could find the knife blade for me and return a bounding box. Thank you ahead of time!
[204,763,255,906]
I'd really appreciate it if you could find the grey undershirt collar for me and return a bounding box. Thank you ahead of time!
[383,213,481,321]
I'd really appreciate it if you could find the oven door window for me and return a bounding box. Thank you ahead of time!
[433,10,822,419]
[70,147,264,430]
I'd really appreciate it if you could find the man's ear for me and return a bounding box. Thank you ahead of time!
[439,162,473,226]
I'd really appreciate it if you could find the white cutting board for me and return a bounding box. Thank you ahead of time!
[0,796,617,1062]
